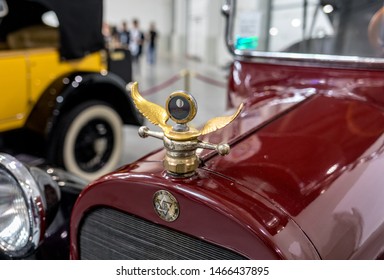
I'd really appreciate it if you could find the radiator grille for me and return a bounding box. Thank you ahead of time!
[79,207,247,260]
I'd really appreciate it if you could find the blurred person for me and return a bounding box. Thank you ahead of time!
[102,22,112,48]
[119,20,130,49]
[147,22,158,64]
[129,18,144,63]
[109,25,121,49]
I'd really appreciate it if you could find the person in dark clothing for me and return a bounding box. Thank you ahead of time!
[147,22,158,64]
[119,20,130,49]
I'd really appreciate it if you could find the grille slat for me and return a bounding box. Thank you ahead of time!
[79,207,247,260]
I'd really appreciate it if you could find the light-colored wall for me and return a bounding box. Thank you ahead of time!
[104,0,173,33]
[178,0,232,66]
[104,0,173,57]
[104,0,232,66]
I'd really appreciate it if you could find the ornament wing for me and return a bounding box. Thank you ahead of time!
[200,103,244,136]
[130,82,169,129]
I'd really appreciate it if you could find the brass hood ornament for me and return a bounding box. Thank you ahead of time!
[131,82,243,177]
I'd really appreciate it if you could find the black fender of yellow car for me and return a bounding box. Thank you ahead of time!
[25,71,143,138]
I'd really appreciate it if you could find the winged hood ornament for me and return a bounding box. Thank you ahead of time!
[130,82,243,177]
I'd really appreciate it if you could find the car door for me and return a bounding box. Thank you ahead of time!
[0,50,28,131]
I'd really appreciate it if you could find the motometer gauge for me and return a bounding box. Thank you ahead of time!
[166,91,197,125]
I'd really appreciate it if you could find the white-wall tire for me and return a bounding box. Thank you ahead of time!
[55,101,123,181]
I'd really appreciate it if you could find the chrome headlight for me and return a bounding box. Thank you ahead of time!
[0,154,45,258]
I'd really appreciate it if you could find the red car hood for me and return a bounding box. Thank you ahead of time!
[141,63,384,259]
[208,66,384,259]
[73,63,384,259]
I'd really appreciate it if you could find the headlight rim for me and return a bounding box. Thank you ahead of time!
[0,153,45,258]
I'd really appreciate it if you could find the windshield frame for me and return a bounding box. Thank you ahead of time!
[222,0,384,68]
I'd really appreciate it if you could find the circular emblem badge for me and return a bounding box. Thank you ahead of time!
[153,190,180,222]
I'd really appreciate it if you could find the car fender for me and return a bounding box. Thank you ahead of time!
[25,71,142,138]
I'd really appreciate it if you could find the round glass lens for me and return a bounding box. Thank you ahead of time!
[167,95,191,121]
[0,168,30,253]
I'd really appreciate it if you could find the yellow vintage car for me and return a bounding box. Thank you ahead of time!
[0,0,142,180]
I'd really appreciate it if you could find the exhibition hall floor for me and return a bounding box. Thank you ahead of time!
[120,56,230,165]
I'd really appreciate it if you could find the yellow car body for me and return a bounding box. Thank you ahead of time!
[0,48,106,132]
[0,0,140,180]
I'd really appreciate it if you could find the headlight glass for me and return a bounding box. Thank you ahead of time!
[0,154,45,258]
[0,168,30,252]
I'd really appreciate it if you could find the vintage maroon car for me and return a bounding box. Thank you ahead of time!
[69,0,384,259]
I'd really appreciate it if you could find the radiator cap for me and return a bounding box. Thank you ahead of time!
[130,82,243,177]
